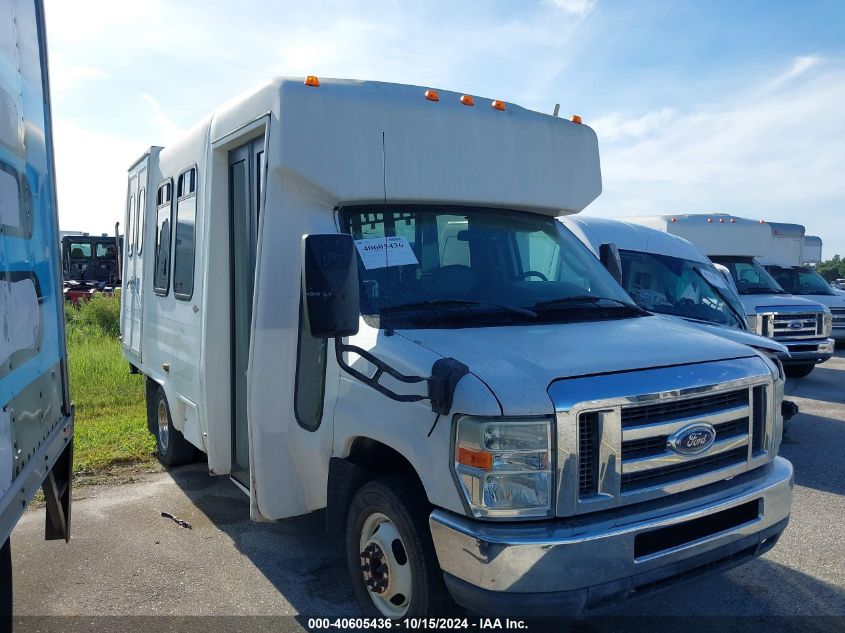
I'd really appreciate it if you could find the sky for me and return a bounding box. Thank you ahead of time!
[43,0,845,255]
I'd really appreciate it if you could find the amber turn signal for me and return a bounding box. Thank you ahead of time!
[457,447,493,470]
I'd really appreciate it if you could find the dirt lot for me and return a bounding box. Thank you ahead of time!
[9,352,845,627]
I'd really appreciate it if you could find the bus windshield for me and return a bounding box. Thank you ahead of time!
[766,265,835,296]
[341,206,643,329]
[620,250,746,328]
[710,256,786,295]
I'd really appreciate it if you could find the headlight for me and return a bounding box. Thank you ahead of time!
[746,314,759,333]
[454,416,554,519]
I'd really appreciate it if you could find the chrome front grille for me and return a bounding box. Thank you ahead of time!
[831,308,845,327]
[769,312,822,340]
[549,357,778,517]
[618,389,751,495]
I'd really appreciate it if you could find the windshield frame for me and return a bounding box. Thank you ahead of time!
[339,204,643,330]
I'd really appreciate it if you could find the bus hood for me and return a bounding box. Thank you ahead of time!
[652,315,789,357]
[737,293,828,314]
[399,316,761,416]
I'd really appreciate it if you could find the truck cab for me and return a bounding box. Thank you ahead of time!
[625,214,833,378]
[123,78,793,618]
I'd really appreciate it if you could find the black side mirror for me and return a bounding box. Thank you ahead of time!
[599,242,623,285]
[301,234,360,338]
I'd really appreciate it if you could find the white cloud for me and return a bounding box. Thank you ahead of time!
[587,56,845,255]
[764,55,822,91]
[547,0,597,15]
[141,94,185,145]
[49,62,107,96]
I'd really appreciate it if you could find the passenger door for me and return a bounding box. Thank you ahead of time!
[229,139,264,486]
[123,161,147,359]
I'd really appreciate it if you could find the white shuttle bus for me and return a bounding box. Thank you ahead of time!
[626,213,833,378]
[759,225,845,343]
[122,78,792,617]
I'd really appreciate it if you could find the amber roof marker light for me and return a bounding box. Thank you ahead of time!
[570,114,582,124]
[304,75,320,87]
[460,95,475,106]
[424,89,440,102]
[491,100,506,111]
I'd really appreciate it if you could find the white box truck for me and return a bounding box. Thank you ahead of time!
[759,225,845,343]
[122,77,792,617]
[626,213,833,378]
[1,0,73,624]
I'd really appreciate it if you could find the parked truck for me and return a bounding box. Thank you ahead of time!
[61,233,123,305]
[626,213,833,378]
[1,0,73,623]
[758,225,845,343]
[122,77,792,617]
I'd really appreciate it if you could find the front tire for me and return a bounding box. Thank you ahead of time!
[151,386,195,467]
[346,476,454,619]
[1,538,11,629]
[785,363,815,379]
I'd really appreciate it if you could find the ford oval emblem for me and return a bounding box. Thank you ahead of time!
[667,423,717,456]
[788,319,804,330]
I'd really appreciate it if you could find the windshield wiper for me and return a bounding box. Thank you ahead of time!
[690,267,747,329]
[533,295,648,315]
[382,299,537,318]
[742,287,787,295]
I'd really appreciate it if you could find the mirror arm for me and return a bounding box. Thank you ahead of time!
[335,338,429,403]
[334,338,469,415]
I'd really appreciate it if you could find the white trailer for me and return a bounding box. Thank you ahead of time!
[802,236,823,265]
[1,0,73,622]
[626,213,833,377]
[123,78,792,617]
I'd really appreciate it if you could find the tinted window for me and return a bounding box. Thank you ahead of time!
[710,257,785,295]
[154,181,172,295]
[173,168,197,299]
[767,265,834,296]
[294,300,327,431]
[68,242,91,258]
[137,187,146,254]
[95,243,116,259]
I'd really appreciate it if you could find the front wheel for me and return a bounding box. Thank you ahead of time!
[346,476,455,619]
[1,537,11,629]
[785,363,815,379]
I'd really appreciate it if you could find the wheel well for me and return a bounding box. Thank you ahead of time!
[326,438,428,537]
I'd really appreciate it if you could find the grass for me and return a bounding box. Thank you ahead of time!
[65,293,158,482]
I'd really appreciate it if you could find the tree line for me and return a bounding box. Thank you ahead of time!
[815,255,845,281]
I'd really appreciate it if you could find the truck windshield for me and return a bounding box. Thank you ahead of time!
[620,250,745,328]
[710,256,786,295]
[766,265,835,296]
[341,206,642,329]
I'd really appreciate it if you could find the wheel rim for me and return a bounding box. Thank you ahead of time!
[157,400,169,452]
[359,512,412,618]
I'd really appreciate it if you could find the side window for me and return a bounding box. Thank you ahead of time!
[69,242,92,258]
[437,217,469,267]
[173,167,197,299]
[137,187,146,254]
[127,194,135,257]
[153,180,172,295]
[294,299,327,431]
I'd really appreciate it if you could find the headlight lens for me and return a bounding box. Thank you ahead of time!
[454,416,554,518]
[823,312,833,337]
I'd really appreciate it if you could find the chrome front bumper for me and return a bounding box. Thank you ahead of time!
[429,457,793,616]
[780,338,834,364]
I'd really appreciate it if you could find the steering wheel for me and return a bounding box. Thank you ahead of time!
[516,270,548,281]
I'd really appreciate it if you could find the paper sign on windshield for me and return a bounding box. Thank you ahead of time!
[355,237,419,270]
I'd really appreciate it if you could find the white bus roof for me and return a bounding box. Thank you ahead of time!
[137,77,603,216]
[561,215,710,263]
